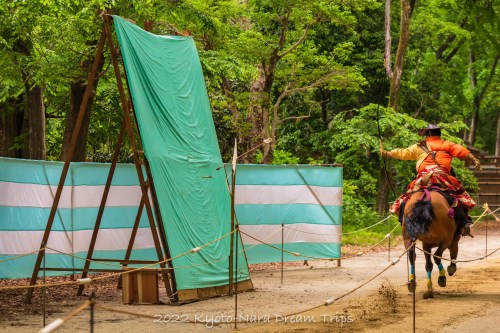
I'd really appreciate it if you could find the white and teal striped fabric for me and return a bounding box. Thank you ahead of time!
[0,159,342,279]
[229,165,342,264]
[0,157,156,279]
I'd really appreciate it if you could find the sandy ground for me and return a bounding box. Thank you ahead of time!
[1,227,499,333]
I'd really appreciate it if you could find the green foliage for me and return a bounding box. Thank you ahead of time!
[342,180,380,226]
[0,0,496,246]
[342,179,400,245]
[271,150,300,165]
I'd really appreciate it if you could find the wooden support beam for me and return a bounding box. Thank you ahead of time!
[25,28,107,304]
[117,195,145,289]
[77,119,126,296]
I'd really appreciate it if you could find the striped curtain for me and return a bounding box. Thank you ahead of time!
[0,159,343,278]
[0,157,156,278]
[227,165,342,264]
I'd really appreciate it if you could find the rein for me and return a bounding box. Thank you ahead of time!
[419,188,431,201]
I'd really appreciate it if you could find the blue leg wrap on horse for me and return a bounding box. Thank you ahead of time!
[410,266,415,275]
[427,271,431,278]
[438,263,444,271]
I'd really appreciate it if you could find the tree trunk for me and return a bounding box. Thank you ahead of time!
[495,112,500,156]
[249,60,278,164]
[0,97,24,158]
[379,0,415,214]
[60,80,95,162]
[496,112,500,156]
[24,82,46,160]
[318,89,330,126]
[468,50,479,145]
[383,0,393,79]
[468,53,499,146]
[388,0,414,111]
[14,38,46,160]
[60,53,104,162]
[247,64,266,164]
[377,166,391,215]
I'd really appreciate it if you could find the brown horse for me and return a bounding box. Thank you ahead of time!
[402,189,461,298]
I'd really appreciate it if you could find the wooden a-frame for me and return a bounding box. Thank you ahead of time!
[25,14,177,303]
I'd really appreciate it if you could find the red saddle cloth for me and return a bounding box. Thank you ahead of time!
[390,165,475,214]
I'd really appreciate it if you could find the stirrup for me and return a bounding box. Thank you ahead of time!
[461,223,474,238]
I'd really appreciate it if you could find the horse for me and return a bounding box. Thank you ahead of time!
[402,189,461,298]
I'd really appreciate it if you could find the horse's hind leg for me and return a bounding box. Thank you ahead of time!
[423,243,434,299]
[434,243,448,287]
[406,239,417,292]
[447,235,460,276]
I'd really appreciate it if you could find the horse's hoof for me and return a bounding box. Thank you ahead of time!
[438,276,447,287]
[447,264,457,276]
[423,290,434,299]
[407,280,416,292]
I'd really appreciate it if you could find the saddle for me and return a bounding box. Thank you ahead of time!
[410,185,457,216]
[400,186,471,236]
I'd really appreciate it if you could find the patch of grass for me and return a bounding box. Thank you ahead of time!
[341,222,402,246]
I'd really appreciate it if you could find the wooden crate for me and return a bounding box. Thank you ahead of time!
[122,269,159,304]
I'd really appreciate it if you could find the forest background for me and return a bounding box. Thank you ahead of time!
[0,0,498,242]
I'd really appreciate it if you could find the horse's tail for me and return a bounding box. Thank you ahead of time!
[404,199,435,240]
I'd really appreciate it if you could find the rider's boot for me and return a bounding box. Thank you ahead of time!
[454,206,474,238]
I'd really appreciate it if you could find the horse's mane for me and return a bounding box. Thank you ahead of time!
[404,199,435,240]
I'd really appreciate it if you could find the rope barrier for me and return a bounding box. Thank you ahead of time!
[470,204,492,225]
[0,247,47,263]
[414,245,500,263]
[82,229,236,284]
[274,243,412,320]
[470,205,500,219]
[85,244,412,327]
[0,213,386,267]
[0,227,283,292]
[283,215,394,236]
[239,222,400,261]
[28,241,498,331]
[0,201,497,292]
[39,300,92,333]
[0,229,236,291]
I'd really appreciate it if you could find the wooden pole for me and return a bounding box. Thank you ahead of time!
[117,196,145,289]
[388,233,391,262]
[77,120,126,296]
[485,219,488,260]
[229,140,237,296]
[42,243,46,327]
[143,158,177,297]
[228,167,236,296]
[25,28,107,304]
[281,223,284,284]
[234,224,239,329]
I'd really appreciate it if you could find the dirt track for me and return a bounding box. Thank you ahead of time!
[1,228,499,333]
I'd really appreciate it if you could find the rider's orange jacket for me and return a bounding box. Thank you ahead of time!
[384,136,470,174]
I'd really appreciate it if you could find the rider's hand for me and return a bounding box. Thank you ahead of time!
[379,141,390,158]
[466,153,481,171]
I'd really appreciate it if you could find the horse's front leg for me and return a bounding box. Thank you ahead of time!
[447,235,460,276]
[423,243,434,299]
[406,238,417,292]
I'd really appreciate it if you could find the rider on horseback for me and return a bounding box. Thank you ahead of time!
[379,124,481,237]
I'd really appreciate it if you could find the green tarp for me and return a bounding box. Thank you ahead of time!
[113,16,249,290]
